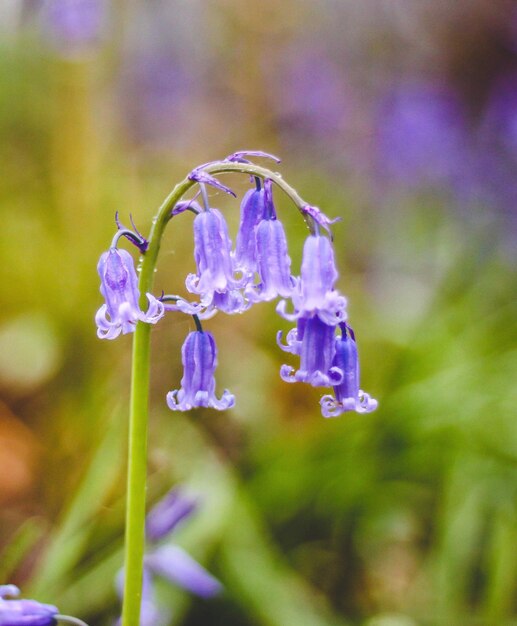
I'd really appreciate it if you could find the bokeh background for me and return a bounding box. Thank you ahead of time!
[1,1,516,625]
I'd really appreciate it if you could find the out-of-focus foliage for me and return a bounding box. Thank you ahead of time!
[0,1,516,625]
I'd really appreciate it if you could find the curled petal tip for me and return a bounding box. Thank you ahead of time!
[280,364,297,383]
[226,150,281,163]
[301,205,341,234]
[166,390,181,411]
[276,329,300,354]
[141,294,165,323]
[276,299,298,322]
[358,391,378,413]
[319,395,342,418]
[171,200,202,216]
[188,170,236,197]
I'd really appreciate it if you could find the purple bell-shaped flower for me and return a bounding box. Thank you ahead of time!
[233,184,266,276]
[95,248,164,340]
[277,234,347,325]
[278,316,343,387]
[320,324,378,417]
[245,180,294,302]
[166,331,235,411]
[186,209,239,297]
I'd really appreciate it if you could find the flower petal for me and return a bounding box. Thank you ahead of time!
[146,488,198,542]
[146,545,222,598]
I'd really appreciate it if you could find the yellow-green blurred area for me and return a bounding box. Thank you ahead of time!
[1,1,516,625]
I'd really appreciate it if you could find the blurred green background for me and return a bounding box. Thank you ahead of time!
[0,2,516,625]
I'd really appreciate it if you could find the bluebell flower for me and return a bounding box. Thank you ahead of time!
[320,325,378,417]
[161,290,249,320]
[117,488,222,626]
[146,489,198,543]
[186,209,244,311]
[233,185,266,276]
[278,316,343,387]
[203,289,250,316]
[95,248,164,339]
[277,234,347,325]
[144,488,221,598]
[145,545,222,599]
[0,585,58,626]
[245,180,294,302]
[166,331,235,411]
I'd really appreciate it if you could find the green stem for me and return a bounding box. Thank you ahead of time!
[121,161,313,626]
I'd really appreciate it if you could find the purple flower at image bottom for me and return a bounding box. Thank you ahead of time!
[95,248,164,339]
[0,585,58,626]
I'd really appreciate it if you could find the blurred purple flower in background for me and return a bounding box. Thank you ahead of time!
[41,0,105,54]
[483,72,517,155]
[267,45,351,142]
[118,488,221,626]
[121,54,194,146]
[454,72,517,224]
[145,546,222,600]
[375,80,468,192]
[146,489,198,543]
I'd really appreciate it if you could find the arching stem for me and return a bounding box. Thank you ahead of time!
[121,161,314,626]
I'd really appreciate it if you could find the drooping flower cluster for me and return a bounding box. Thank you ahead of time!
[117,488,222,626]
[95,153,377,416]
